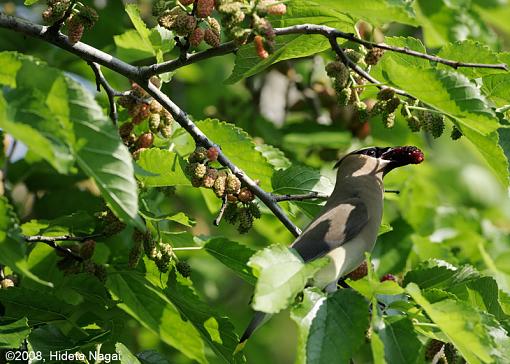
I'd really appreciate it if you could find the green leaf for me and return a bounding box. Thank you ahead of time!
[0,318,31,349]
[436,40,504,78]
[272,164,333,217]
[204,238,256,285]
[66,77,143,230]
[319,0,418,26]
[290,287,327,364]
[482,73,510,107]
[275,0,354,29]
[106,271,207,364]
[306,289,369,364]
[23,0,39,5]
[407,283,510,364]
[376,317,421,364]
[125,4,153,50]
[114,30,155,62]
[136,149,191,187]
[0,52,23,87]
[137,350,171,364]
[28,324,77,359]
[0,287,74,324]
[165,271,240,363]
[248,245,329,313]
[347,278,404,300]
[116,343,142,364]
[197,119,275,190]
[255,144,291,171]
[0,197,52,286]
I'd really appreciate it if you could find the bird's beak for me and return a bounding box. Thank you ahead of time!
[380,146,424,168]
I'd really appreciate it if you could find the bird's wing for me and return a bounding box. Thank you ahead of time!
[290,198,369,262]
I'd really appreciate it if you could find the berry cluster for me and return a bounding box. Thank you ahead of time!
[56,239,108,282]
[400,101,458,139]
[42,1,98,44]
[96,208,126,237]
[371,88,401,128]
[117,80,174,159]
[132,229,174,272]
[185,146,261,233]
[155,1,221,49]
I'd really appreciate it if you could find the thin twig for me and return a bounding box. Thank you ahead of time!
[24,234,101,243]
[88,62,119,124]
[271,191,329,202]
[214,195,229,226]
[385,189,400,194]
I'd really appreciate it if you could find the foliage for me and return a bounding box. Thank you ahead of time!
[1,0,510,363]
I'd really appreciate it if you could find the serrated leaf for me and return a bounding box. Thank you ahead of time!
[306,289,369,364]
[482,73,510,107]
[204,238,256,285]
[347,278,404,300]
[436,40,504,78]
[125,4,153,50]
[0,318,31,349]
[248,245,329,313]
[407,283,509,364]
[196,119,274,190]
[106,271,207,364]
[290,287,327,364]
[114,30,155,63]
[165,271,241,363]
[136,149,191,187]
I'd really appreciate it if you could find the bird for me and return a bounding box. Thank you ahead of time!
[236,145,424,350]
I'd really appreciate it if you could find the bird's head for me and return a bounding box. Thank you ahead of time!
[335,146,424,176]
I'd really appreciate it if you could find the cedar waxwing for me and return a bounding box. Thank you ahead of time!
[238,146,424,349]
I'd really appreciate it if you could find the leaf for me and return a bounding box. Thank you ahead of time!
[319,0,418,27]
[255,144,291,171]
[0,196,52,286]
[306,289,369,364]
[136,149,191,187]
[376,317,421,364]
[114,30,155,62]
[226,34,328,84]
[165,271,240,363]
[248,245,329,314]
[140,210,196,227]
[23,0,39,5]
[137,350,171,364]
[116,343,142,364]
[0,287,74,324]
[0,318,31,349]
[28,324,77,359]
[272,164,334,217]
[0,52,23,87]
[125,4,152,46]
[197,119,275,190]
[436,40,504,78]
[290,287,327,364]
[347,278,404,300]
[407,283,510,364]
[106,271,207,364]
[66,77,143,230]
[204,238,257,285]
[482,73,510,107]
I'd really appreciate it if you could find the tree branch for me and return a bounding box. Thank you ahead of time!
[214,195,229,226]
[88,62,119,124]
[271,191,329,202]
[24,235,100,261]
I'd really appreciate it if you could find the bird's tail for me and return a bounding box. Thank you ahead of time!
[234,311,272,353]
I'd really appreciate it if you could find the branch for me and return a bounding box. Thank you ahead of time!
[88,62,119,124]
[23,234,101,243]
[214,195,229,226]
[271,191,329,202]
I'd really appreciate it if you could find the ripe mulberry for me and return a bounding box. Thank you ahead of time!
[196,0,215,18]
[189,27,205,47]
[254,35,268,59]
[66,16,84,44]
[204,28,221,47]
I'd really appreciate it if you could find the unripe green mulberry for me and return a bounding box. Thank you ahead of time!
[344,49,363,64]
[382,112,395,128]
[325,61,348,81]
[430,114,445,138]
[248,202,261,219]
[152,0,167,16]
[238,207,253,234]
[364,48,385,66]
[51,0,70,19]
[213,174,227,197]
[150,99,163,113]
[451,126,462,140]
[355,101,368,120]
[337,87,352,107]
[196,0,215,18]
[226,174,241,194]
[159,124,173,138]
[224,203,238,224]
[406,115,421,132]
[189,147,207,163]
[377,88,395,101]
[149,113,161,133]
[204,28,221,47]
[203,167,218,188]
[189,27,205,47]
[176,261,192,277]
[80,239,96,260]
[384,97,400,114]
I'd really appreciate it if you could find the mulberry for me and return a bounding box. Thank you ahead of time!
[80,239,96,260]
[377,88,395,101]
[364,48,385,66]
[203,167,218,188]
[254,35,268,59]
[207,17,221,36]
[213,174,227,197]
[238,207,253,234]
[175,14,197,36]
[66,16,84,44]
[196,0,215,18]
[267,2,286,15]
[451,126,462,140]
[346,261,368,280]
[176,261,192,277]
[138,132,154,148]
[77,6,98,29]
[406,115,421,132]
[189,27,205,47]
[204,28,221,47]
[382,112,395,128]
[179,0,195,5]
[226,174,241,194]
[238,187,254,203]
[206,146,219,161]
[149,113,161,133]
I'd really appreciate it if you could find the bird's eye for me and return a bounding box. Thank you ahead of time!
[366,149,376,157]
